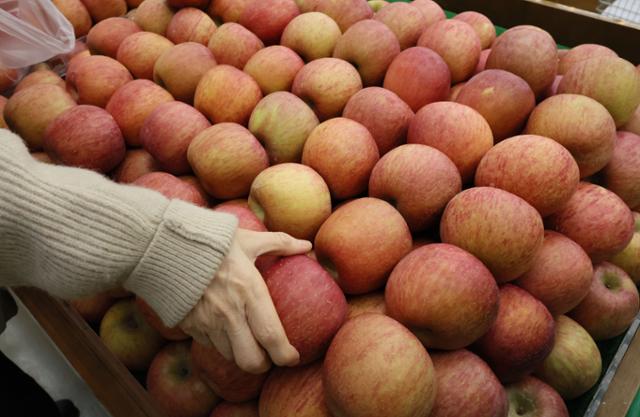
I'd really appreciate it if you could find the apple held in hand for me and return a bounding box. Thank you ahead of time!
[505,376,569,417]
[323,314,436,417]
[147,342,219,417]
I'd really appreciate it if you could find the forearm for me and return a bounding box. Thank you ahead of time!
[0,130,237,326]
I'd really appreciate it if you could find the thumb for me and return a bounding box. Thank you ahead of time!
[252,231,313,257]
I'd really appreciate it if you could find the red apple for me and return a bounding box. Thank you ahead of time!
[106,79,174,147]
[323,314,436,417]
[87,17,142,58]
[375,2,427,50]
[238,0,299,44]
[188,123,268,199]
[453,11,496,49]
[243,46,304,95]
[312,0,373,32]
[386,244,499,349]
[0,96,7,129]
[248,163,332,240]
[456,69,535,141]
[147,342,219,417]
[383,46,450,112]
[179,175,212,205]
[474,285,555,383]
[332,19,400,87]
[53,0,91,37]
[505,376,569,417]
[112,149,162,183]
[441,187,544,282]
[70,291,117,323]
[302,117,379,199]
[558,43,617,75]
[418,19,481,83]
[602,131,640,208]
[407,101,492,184]
[167,7,216,45]
[99,299,165,371]
[292,57,363,121]
[0,66,20,93]
[430,350,508,417]
[133,172,208,206]
[516,231,593,316]
[623,102,640,136]
[80,0,127,22]
[134,0,175,35]
[610,212,640,284]
[191,341,268,402]
[548,182,634,262]
[167,0,209,7]
[211,402,258,417]
[195,65,262,125]
[346,291,386,320]
[117,31,175,80]
[473,48,490,75]
[314,197,412,294]
[264,255,347,364]
[66,55,133,108]
[281,12,342,61]
[369,144,461,232]
[206,0,249,23]
[136,297,189,341]
[569,262,639,341]
[410,0,445,27]
[14,69,65,93]
[208,23,264,69]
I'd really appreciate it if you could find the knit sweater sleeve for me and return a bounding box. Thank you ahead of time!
[0,129,238,327]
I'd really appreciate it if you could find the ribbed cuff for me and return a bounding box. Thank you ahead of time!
[125,200,238,327]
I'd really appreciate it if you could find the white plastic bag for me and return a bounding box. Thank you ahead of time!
[0,0,75,69]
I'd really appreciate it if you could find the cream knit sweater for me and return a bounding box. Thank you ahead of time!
[0,129,238,327]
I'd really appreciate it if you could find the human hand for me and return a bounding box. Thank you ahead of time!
[179,229,312,374]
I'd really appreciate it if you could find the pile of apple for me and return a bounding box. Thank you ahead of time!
[3,0,640,416]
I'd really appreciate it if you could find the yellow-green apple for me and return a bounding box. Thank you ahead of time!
[548,182,634,262]
[243,46,304,94]
[140,101,210,174]
[332,19,401,86]
[133,172,208,206]
[323,314,436,417]
[67,55,133,108]
[418,19,481,83]
[623,105,640,135]
[3,84,76,151]
[80,0,127,21]
[14,70,65,93]
[167,8,216,45]
[191,342,268,402]
[453,11,496,49]
[411,0,445,27]
[386,244,499,349]
[516,231,593,316]
[475,135,580,217]
[558,43,617,75]
[112,149,162,183]
[312,0,373,32]
[259,362,330,417]
[0,96,8,129]
[168,0,209,7]
[346,291,386,320]
[473,48,490,75]
[87,17,142,58]
[106,79,174,146]
[0,66,20,93]
[134,0,175,35]
[53,0,92,37]
[126,7,138,19]
[441,187,544,282]
[195,65,262,124]
[99,299,165,371]
[383,47,450,112]
[558,56,640,126]
[238,0,299,44]
[154,42,217,103]
[211,402,258,417]
[456,69,535,141]
[408,100,492,184]
[302,117,379,199]
[430,350,508,417]
[375,2,427,50]
[70,291,117,323]
[117,31,175,80]
[248,163,331,240]
[505,376,569,417]
[474,285,555,383]
[147,342,219,417]
[525,94,616,178]
[569,262,639,341]
[292,57,362,120]
[135,297,188,341]
[368,0,387,12]
[602,131,640,208]
[342,87,413,155]
[263,255,347,364]
[43,105,125,173]
[206,0,249,23]
[281,12,341,61]
[610,212,640,284]
[486,26,557,97]
[188,123,268,199]
[534,315,602,400]
[207,23,263,69]
[369,144,461,232]
[315,197,412,293]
